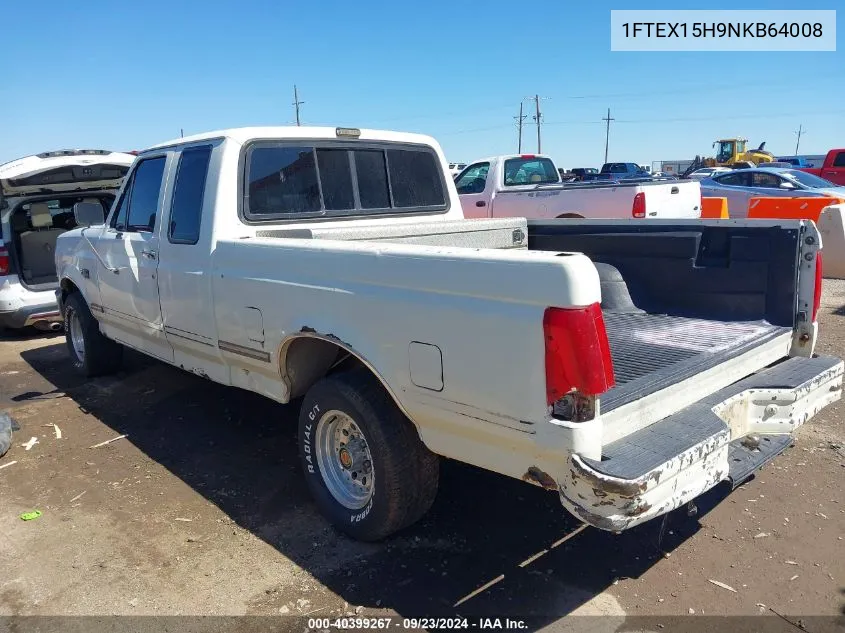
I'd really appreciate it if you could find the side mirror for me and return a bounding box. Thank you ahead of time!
[779,181,797,190]
[73,201,106,226]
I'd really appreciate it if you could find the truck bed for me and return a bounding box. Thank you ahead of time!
[529,218,811,444]
[600,312,791,413]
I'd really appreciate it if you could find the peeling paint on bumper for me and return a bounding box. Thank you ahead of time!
[555,358,843,532]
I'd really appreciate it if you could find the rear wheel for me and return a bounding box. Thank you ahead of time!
[64,292,123,377]
[298,368,439,541]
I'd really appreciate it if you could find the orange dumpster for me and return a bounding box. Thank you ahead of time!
[747,197,845,222]
[701,197,729,219]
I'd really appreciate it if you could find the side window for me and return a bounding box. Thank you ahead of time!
[714,173,747,186]
[752,172,781,188]
[833,152,845,168]
[126,157,167,232]
[169,146,212,244]
[110,182,132,231]
[455,162,490,194]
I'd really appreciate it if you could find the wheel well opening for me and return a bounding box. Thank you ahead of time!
[60,278,79,303]
[556,213,585,219]
[281,336,369,400]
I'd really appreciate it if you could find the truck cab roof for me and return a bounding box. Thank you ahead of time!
[145,126,443,153]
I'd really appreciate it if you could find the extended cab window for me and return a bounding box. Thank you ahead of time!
[244,143,446,219]
[126,157,166,232]
[169,146,212,244]
[833,152,845,168]
[503,157,559,186]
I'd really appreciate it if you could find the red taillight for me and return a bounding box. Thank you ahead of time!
[632,192,646,218]
[520,154,536,159]
[812,252,823,322]
[543,303,615,405]
[0,244,9,276]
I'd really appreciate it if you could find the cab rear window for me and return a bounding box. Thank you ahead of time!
[244,143,447,220]
[502,157,560,186]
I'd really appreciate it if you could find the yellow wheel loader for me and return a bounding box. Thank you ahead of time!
[703,138,775,167]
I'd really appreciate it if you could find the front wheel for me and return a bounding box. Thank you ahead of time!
[298,368,439,541]
[64,292,123,377]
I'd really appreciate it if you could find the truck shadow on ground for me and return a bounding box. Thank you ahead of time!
[17,343,733,627]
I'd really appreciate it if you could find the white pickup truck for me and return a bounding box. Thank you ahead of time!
[457,154,702,220]
[55,126,841,541]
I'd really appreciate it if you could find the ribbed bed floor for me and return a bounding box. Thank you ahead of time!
[600,312,791,413]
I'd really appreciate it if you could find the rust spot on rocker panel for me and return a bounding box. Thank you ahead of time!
[522,467,558,490]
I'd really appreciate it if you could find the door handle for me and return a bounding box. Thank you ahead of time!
[141,249,157,260]
[475,201,486,207]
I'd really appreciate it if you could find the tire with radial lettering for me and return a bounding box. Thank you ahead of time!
[298,367,439,541]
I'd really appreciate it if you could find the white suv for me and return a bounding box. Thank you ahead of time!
[0,150,135,332]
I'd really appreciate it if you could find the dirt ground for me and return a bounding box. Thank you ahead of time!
[1,282,844,632]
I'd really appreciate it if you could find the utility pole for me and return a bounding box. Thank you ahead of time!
[533,94,542,154]
[602,107,615,164]
[514,102,527,153]
[794,124,804,155]
[292,85,305,126]
[180,128,184,138]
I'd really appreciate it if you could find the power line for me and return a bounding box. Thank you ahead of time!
[354,73,840,130]
[292,85,305,126]
[610,110,845,124]
[559,73,837,101]
[436,109,845,137]
[602,108,614,164]
[794,124,805,155]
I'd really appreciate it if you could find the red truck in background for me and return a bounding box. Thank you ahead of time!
[799,149,845,185]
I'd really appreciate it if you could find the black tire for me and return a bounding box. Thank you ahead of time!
[64,292,123,377]
[298,368,439,541]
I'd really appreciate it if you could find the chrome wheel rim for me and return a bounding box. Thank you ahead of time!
[315,410,374,509]
[68,309,85,363]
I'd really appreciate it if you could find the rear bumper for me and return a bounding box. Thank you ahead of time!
[556,355,843,532]
[0,304,62,329]
[0,275,60,329]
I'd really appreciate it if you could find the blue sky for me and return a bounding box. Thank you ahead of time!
[1,0,842,169]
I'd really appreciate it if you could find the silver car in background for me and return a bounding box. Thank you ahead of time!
[689,167,731,180]
[699,167,845,218]
[0,150,134,332]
